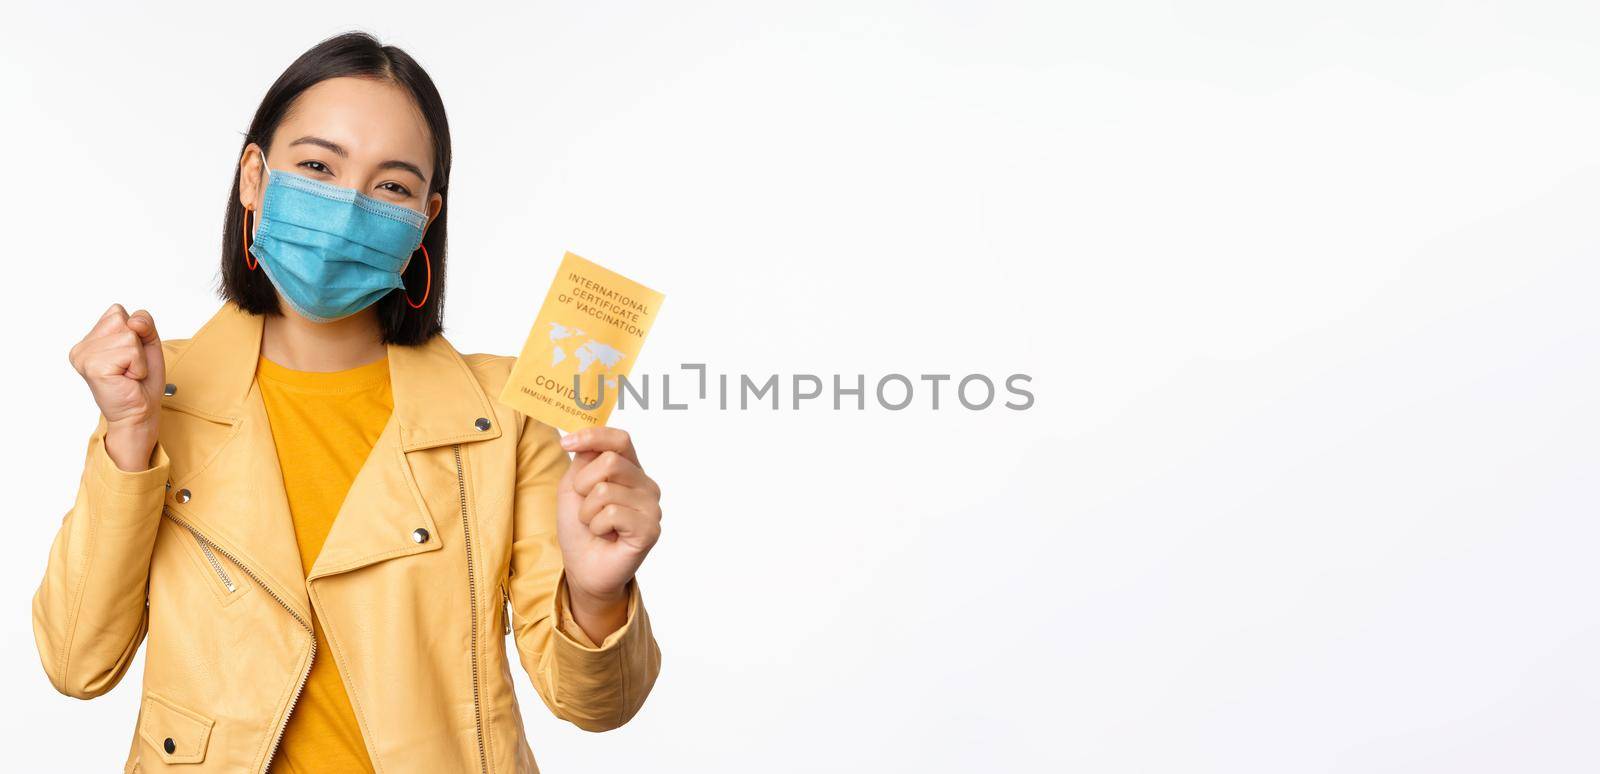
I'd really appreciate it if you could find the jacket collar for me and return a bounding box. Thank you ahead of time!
[159,300,503,618]
[163,300,502,449]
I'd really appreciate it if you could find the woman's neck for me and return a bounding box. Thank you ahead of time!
[260,305,388,372]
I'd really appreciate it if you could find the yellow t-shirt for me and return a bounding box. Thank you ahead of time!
[257,353,392,774]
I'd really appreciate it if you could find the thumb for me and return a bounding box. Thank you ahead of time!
[127,309,159,345]
[127,310,164,384]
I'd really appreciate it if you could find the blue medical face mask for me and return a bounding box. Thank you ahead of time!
[248,150,429,322]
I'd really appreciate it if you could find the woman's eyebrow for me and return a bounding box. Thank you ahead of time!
[288,135,426,181]
[375,158,426,181]
[289,135,348,157]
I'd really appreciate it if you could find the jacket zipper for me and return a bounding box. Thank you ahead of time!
[501,585,512,636]
[455,444,489,774]
[191,531,237,593]
[163,508,315,774]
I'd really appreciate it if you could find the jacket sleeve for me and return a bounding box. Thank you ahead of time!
[505,414,662,732]
[32,415,170,699]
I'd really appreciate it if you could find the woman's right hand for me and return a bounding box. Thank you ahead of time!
[69,304,165,472]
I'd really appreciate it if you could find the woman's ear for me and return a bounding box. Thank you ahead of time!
[238,143,268,210]
[422,191,444,235]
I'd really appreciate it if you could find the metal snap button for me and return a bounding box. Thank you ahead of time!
[412,528,430,544]
[163,737,175,754]
[175,488,191,504]
[163,383,177,397]
[474,417,491,432]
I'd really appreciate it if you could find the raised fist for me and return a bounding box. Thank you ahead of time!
[68,304,164,472]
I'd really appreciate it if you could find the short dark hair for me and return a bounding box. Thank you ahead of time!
[218,31,452,345]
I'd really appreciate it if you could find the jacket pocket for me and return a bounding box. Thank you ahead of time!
[138,692,214,765]
[165,512,250,606]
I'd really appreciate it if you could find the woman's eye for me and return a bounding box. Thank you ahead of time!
[379,182,413,197]
[298,160,331,174]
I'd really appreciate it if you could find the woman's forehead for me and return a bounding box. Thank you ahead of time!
[275,77,432,165]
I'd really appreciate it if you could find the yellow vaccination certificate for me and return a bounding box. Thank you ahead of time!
[499,251,665,432]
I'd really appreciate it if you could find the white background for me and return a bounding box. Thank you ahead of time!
[3,2,1597,771]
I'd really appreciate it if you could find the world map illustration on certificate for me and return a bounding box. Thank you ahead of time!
[547,321,627,374]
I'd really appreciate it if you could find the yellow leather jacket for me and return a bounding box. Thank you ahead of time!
[32,301,661,773]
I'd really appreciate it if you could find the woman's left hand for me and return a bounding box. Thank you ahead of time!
[555,427,662,636]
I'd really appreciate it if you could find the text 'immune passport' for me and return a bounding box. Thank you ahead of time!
[499,251,664,432]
